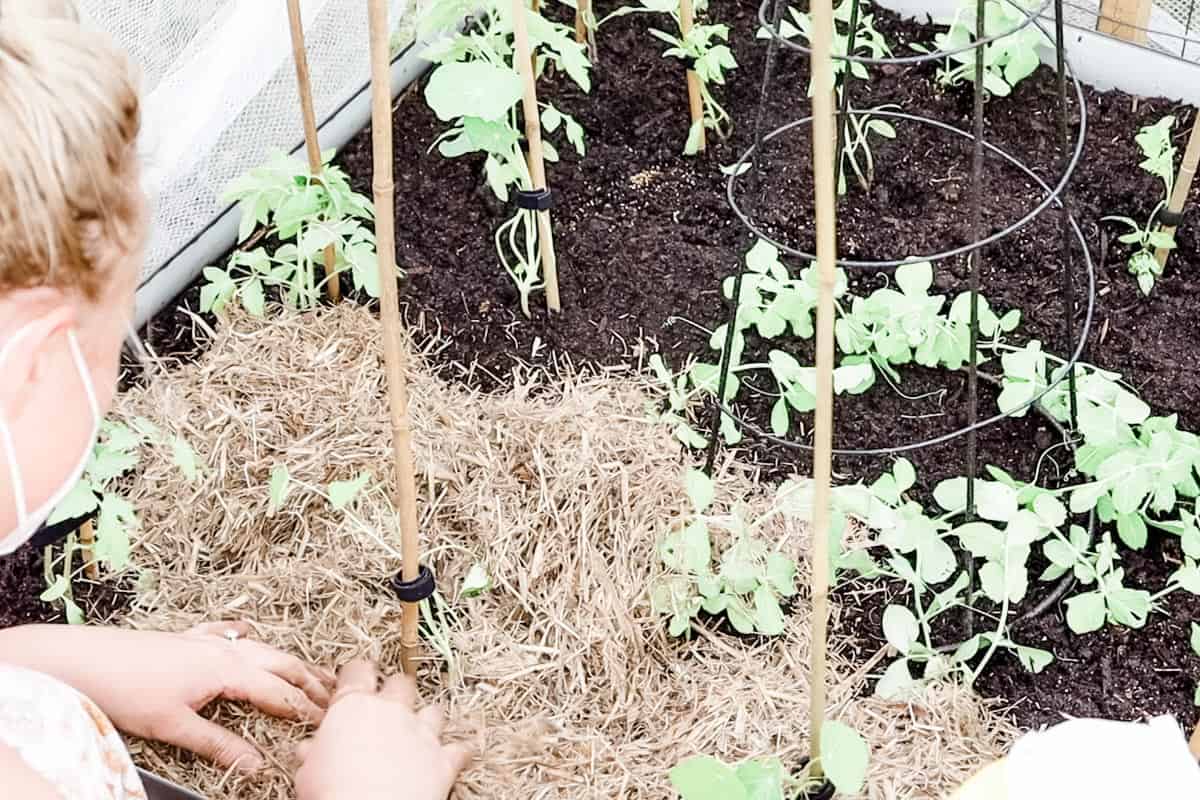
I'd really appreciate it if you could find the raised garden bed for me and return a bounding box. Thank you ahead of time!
[8,0,1200,752]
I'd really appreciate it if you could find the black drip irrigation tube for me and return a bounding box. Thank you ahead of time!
[702,0,1096,649]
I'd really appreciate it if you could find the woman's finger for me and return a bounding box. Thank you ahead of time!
[245,643,333,709]
[380,673,418,709]
[333,659,378,702]
[225,668,325,725]
[443,742,473,777]
[293,738,313,766]
[163,712,264,772]
[417,704,445,734]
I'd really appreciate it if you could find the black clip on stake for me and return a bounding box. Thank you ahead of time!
[681,54,698,71]
[1159,208,1186,227]
[516,188,553,211]
[391,564,436,603]
[794,756,835,800]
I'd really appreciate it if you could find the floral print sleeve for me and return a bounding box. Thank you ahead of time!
[0,664,146,800]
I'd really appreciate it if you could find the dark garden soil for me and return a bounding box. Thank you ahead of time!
[0,539,130,629]
[6,0,1198,735]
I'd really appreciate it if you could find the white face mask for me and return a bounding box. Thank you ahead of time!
[0,322,100,555]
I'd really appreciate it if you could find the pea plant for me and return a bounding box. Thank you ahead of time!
[913,0,1046,98]
[760,0,896,193]
[420,0,591,315]
[42,419,199,623]
[201,151,388,316]
[669,720,869,798]
[602,0,738,154]
[1102,115,1178,295]
[653,241,1018,447]
[648,246,1200,698]
[651,470,799,636]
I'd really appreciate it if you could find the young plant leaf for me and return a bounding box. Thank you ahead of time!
[268,464,291,515]
[329,472,373,510]
[882,604,919,655]
[819,719,869,795]
[684,469,715,513]
[669,756,748,800]
[1065,590,1106,634]
[461,563,492,598]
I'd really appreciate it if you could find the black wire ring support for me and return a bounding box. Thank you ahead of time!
[728,5,1089,269]
[706,0,1094,643]
[756,0,1053,65]
[708,0,1094,460]
[707,196,1094,456]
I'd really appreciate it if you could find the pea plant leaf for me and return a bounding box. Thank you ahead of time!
[461,563,493,598]
[1065,590,1106,634]
[170,436,201,482]
[819,719,870,795]
[685,469,715,514]
[882,604,920,655]
[669,756,748,800]
[423,62,523,123]
[329,472,373,510]
[268,464,291,515]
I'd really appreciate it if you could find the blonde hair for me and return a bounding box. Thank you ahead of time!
[0,1,142,301]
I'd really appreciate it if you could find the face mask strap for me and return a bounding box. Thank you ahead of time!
[0,323,36,525]
[0,419,28,523]
[66,331,101,421]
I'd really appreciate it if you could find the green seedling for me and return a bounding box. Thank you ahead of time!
[602,0,737,154]
[420,0,591,315]
[1103,115,1178,295]
[202,151,390,316]
[914,0,1047,98]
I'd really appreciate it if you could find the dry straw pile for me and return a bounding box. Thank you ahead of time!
[112,305,1014,799]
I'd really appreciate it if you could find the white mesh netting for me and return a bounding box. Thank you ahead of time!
[78,0,417,283]
[1058,0,1199,60]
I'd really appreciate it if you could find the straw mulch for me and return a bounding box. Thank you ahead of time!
[110,305,1014,799]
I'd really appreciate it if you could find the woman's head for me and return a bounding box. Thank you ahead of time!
[0,3,144,546]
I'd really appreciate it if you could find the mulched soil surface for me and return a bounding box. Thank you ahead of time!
[7,0,1198,734]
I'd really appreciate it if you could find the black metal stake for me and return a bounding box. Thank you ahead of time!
[1054,0,1080,426]
[704,0,790,476]
[833,0,863,193]
[963,0,987,637]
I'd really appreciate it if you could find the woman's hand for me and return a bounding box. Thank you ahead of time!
[0,621,334,770]
[294,660,471,800]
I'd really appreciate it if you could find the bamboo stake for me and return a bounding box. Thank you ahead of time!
[287,0,341,303]
[1155,110,1200,268]
[679,0,706,152]
[1190,720,1200,759]
[78,519,98,580]
[511,0,561,312]
[575,0,590,43]
[808,0,838,780]
[368,0,423,676]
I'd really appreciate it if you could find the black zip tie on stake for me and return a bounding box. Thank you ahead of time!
[391,564,436,602]
[1160,208,1186,227]
[515,188,553,211]
[702,0,790,477]
[681,54,699,71]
